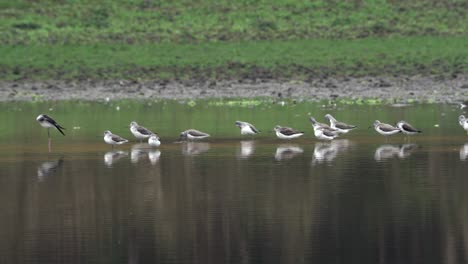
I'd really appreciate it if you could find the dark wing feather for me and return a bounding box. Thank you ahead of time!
[280,127,301,136]
[43,114,66,135]
[137,126,153,135]
[380,123,400,132]
[188,129,209,137]
[335,121,356,130]
[248,123,260,133]
[322,129,337,137]
[402,123,421,133]
[112,134,127,142]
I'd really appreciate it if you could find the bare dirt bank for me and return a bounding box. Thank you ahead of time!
[1,75,467,103]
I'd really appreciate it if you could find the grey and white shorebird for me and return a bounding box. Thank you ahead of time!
[104,130,129,148]
[396,120,422,135]
[459,115,468,134]
[309,117,333,131]
[148,134,161,147]
[130,121,155,142]
[235,121,260,136]
[324,114,356,134]
[36,114,66,152]
[372,120,401,137]
[273,125,304,139]
[314,126,339,141]
[310,117,338,140]
[178,129,210,141]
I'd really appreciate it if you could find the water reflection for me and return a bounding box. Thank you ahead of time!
[148,150,161,165]
[274,144,304,161]
[131,143,150,163]
[374,145,400,161]
[237,140,255,159]
[182,142,211,155]
[460,143,468,160]
[312,139,353,165]
[37,157,64,181]
[398,144,419,159]
[374,144,419,161]
[104,150,128,167]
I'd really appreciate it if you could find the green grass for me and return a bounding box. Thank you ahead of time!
[1,0,468,44]
[1,36,467,80]
[1,0,468,80]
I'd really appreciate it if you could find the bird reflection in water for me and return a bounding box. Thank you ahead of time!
[182,142,211,156]
[237,140,255,159]
[374,144,419,162]
[274,144,304,161]
[460,143,468,161]
[312,139,353,165]
[104,151,128,167]
[148,150,161,165]
[398,144,419,159]
[37,157,64,181]
[131,143,150,163]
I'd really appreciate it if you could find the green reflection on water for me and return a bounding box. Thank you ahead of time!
[0,99,464,144]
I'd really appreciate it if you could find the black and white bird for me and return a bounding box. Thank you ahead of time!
[373,120,401,137]
[130,121,155,142]
[36,114,66,136]
[104,130,128,148]
[324,114,356,134]
[36,114,65,152]
[179,129,210,141]
[459,115,468,134]
[396,120,422,135]
[235,121,259,136]
[273,125,304,139]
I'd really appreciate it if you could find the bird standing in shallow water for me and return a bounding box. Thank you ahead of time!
[310,117,338,140]
[36,114,65,152]
[104,130,128,149]
[273,125,304,140]
[235,121,259,136]
[396,120,422,141]
[372,120,401,141]
[130,121,155,142]
[324,114,356,134]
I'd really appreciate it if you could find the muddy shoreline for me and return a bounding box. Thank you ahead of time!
[1,75,467,103]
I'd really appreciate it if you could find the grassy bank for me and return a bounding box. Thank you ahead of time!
[1,0,468,80]
[1,0,467,44]
[1,37,468,80]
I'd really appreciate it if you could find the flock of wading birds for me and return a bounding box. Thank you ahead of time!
[36,112,468,149]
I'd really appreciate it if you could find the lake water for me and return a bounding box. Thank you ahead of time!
[0,100,467,264]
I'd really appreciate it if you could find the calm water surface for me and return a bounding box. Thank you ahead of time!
[0,100,467,264]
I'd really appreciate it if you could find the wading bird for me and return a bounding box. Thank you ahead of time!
[36,114,65,152]
[273,125,304,140]
[104,130,128,148]
[324,114,356,134]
